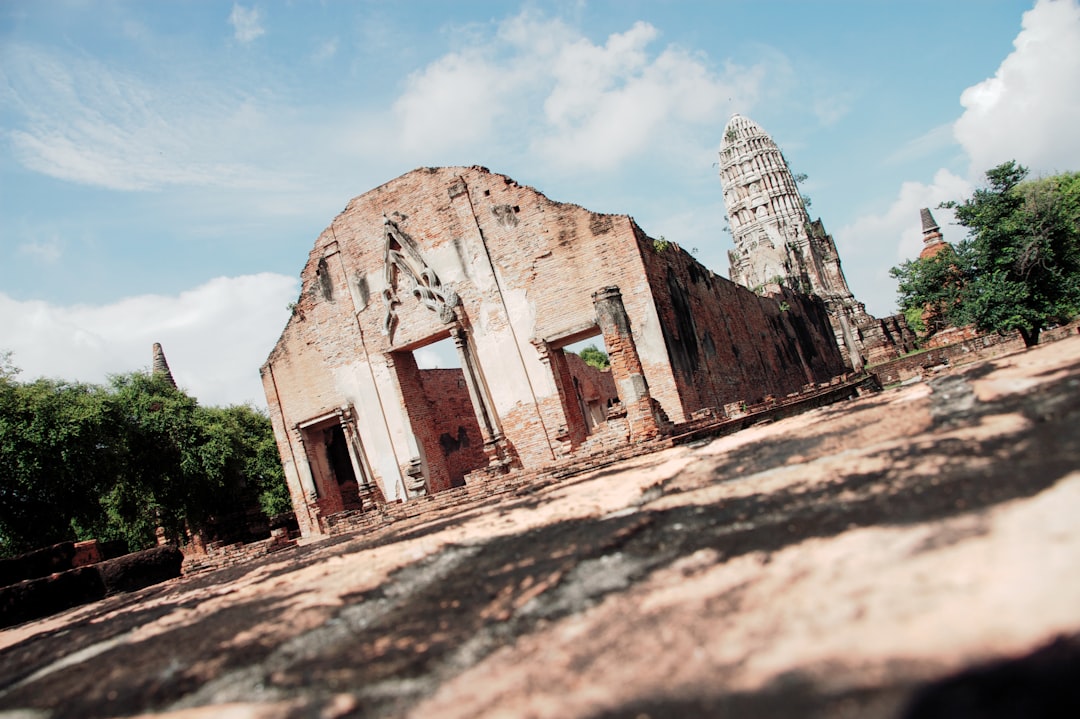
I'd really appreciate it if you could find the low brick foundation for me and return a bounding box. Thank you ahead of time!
[870,321,1080,387]
[0,546,183,628]
[182,373,877,576]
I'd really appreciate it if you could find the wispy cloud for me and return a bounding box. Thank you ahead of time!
[229,4,265,44]
[0,44,297,192]
[0,274,298,407]
[312,37,338,63]
[885,123,956,166]
[811,93,852,127]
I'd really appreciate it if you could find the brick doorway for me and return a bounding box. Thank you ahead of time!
[391,335,489,494]
[298,412,369,516]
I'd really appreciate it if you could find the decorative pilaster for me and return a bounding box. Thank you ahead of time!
[450,327,511,470]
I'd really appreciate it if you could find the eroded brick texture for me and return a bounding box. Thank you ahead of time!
[635,228,846,421]
[262,166,847,538]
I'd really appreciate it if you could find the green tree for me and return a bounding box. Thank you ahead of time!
[893,162,1080,348]
[0,369,292,557]
[0,378,121,554]
[947,162,1080,346]
[577,344,610,370]
[102,373,290,547]
[198,404,291,520]
[890,243,968,338]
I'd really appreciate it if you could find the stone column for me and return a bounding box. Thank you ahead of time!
[339,405,378,509]
[450,326,510,469]
[384,352,429,498]
[592,286,664,441]
[291,430,324,535]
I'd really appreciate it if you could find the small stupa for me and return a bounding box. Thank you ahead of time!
[918,208,948,260]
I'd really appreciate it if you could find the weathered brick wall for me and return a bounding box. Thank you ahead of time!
[861,313,918,365]
[634,232,846,419]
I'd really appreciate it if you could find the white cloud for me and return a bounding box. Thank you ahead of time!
[536,31,761,170]
[954,0,1080,176]
[394,48,512,156]
[836,169,971,315]
[811,93,852,127]
[229,4,265,44]
[837,0,1080,317]
[0,274,298,408]
[391,13,765,171]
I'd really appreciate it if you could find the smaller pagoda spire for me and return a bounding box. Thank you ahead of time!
[918,208,947,260]
[152,342,177,388]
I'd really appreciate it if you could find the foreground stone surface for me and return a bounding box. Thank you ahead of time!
[2,337,1079,718]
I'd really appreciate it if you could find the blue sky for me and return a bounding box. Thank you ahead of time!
[2,0,1079,407]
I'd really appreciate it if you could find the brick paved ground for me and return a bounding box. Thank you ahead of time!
[2,336,1079,719]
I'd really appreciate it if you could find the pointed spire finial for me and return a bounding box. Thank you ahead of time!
[152,342,177,388]
[920,208,940,234]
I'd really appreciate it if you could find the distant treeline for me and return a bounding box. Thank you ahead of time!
[0,360,290,558]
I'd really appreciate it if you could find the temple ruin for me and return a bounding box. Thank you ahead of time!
[719,114,915,369]
[262,166,849,538]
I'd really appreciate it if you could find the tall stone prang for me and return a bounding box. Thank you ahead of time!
[152,342,177,388]
[718,114,904,370]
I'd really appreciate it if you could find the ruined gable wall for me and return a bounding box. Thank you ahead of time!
[635,234,846,418]
[263,166,676,517]
[324,166,651,467]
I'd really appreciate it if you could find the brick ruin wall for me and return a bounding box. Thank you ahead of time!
[870,320,1080,386]
[860,313,918,365]
[564,351,618,416]
[633,230,847,420]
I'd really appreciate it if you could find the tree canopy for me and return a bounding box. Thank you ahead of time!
[891,162,1080,347]
[577,344,610,370]
[0,363,290,557]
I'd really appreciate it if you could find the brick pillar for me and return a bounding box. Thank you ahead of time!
[592,286,664,441]
[450,327,512,471]
[532,339,588,451]
[385,352,437,498]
